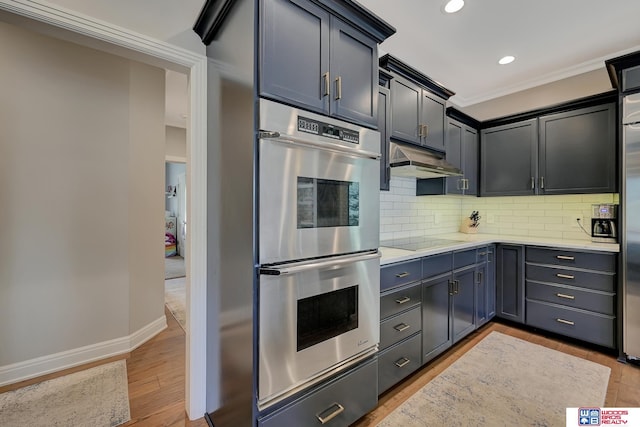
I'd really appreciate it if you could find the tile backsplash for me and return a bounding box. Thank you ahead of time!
[380,176,618,242]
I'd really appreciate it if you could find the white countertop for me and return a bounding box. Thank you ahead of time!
[380,233,619,265]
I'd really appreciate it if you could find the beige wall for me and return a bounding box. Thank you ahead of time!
[0,21,165,367]
[165,125,187,161]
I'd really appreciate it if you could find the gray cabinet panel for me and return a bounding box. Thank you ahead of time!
[446,121,463,194]
[525,264,615,293]
[330,17,378,127]
[453,248,477,269]
[526,246,616,273]
[538,104,616,194]
[526,300,615,348]
[463,127,478,195]
[487,246,496,319]
[445,119,478,195]
[452,267,476,342]
[390,77,421,144]
[526,281,615,315]
[422,274,452,362]
[380,306,422,350]
[480,119,538,196]
[422,252,452,279]
[476,262,488,327]
[378,333,422,394]
[260,0,330,114]
[378,86,390,190]
[380,259,422,291]
[496,244,525,323]
[380,282,421,319]
[421,93,445,151]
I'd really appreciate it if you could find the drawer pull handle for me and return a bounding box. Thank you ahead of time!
[316,403,344,425]
[395,357,411,368]
[556,318,575,326]
[478,252,487,256]
[556,255,575,261]
[556,273,575,280]
[395,272,410,278]
[394,323,411,332]
[556,293,575,300]
[395,296,411,304]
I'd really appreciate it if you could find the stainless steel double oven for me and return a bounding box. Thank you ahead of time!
[257,99,381,409]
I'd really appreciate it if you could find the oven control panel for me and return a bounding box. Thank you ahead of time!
[298,116,359,144]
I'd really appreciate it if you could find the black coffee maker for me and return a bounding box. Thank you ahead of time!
[591,204,617,243]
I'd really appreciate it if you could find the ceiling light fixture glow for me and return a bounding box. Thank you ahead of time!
[498,55,515,65]
[444,0,464,13]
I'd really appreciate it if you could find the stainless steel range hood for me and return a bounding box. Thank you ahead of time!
[389,142,463,179]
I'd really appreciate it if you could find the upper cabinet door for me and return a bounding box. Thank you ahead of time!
[260,0,330,115]
[420,93,445,152]
[538,103,616,194]
[445,120,463,194]
[463,127,478,196]
[378,86,391,190]
[390,77,421,144]
[480,119,538,196]
[330,17,378,127]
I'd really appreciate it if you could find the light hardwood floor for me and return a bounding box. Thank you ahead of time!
[124,309,639,427]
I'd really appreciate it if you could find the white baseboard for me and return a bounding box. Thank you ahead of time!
[0,315,167,387]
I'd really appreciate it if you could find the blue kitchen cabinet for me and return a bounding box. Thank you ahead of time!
[422,273,453,363]
[260,0,383,127]
[452,265,476,342]
[496,244,525,323]
[446,118,478,195]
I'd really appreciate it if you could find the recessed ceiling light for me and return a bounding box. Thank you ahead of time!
[444,0,464,13]
[498,55,515,65]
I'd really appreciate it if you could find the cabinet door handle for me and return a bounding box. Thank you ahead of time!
[477,271,483,284]
[556,255,575,261]
[322,72,330,97]
[395,357,411,368]
[556,273,575,280]
[423,124,429,138]
[464,179,469,190]
[335,76,342,100]
[531,176,535,190]
[394,323,411,332]
[395,272,410,278]
[454,280,459,295]
[316,403,345,425]
[556,293,575,300]
[456,179,462,190]
[556,318,575,326]
[395,296,411,304]
[448,280,454,296]
[417,124,424,138]
[540,176,545,189]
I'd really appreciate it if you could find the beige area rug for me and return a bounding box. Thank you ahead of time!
[378,331,610,427]
[0,360,130,427]
[165,277,187,331]
[165,255,185,280]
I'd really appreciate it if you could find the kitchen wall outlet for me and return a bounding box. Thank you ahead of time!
[487,213,496,224]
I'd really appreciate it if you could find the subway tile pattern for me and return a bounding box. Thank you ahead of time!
[380,177,618,242]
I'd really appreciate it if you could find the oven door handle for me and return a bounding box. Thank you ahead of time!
[260,251,381,276]
[259,131,381,160]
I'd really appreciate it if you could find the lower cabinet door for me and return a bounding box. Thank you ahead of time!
[258,358,378,427]
[378,333,422,394]
[422,274,452,362]
[526,299,615,348]
[452,267,476,342]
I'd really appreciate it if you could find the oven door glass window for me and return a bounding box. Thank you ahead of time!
[297,285,358,351]
[297,177,359,228]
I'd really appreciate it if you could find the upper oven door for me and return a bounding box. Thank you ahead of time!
[259,99,380,264]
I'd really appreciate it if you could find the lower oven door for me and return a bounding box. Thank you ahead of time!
[258,251,380,409]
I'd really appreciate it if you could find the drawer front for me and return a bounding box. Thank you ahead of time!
[526,281,615,315]
[380,306,421,350]
[381,259,422,291]
[526,300,615,348]
[259,358,378,427]
[476,246,489,264]
[378,333,421,394]
[454,248,477,269]
[380,283,421,319]
[422,252,452,279]
[526,247,616,272]
[526,263,615,292]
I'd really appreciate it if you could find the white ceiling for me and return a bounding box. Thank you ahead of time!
[359,0,640,107]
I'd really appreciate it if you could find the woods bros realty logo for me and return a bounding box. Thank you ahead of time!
[574,408,637,425]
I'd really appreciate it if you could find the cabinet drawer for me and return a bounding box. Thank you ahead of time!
[454,248,477,269]
[380,306,421,350]
[526,281,615,315]
[381,259,421,291]
[258,358,378,427]
[526,264,615,293]
[526,247,616,273]
[526,300,615,348]
[378,333,421,394]
[422,252,452,279]
[476,246,489,264]
[380,282,421,319]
